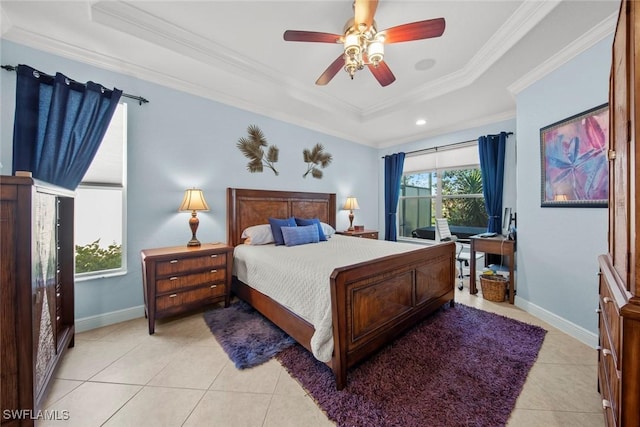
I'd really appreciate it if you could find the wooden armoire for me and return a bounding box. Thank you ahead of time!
[598,1,640,426]
[1,176,75,426]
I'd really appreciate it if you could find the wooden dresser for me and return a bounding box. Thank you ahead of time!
[598,1,640,425]
[141,243,233,334]
[1,176,75,427]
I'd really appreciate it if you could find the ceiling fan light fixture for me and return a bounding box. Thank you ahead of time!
[283,2,445,87]
[344,33,361,57]
[367,40,384,67]
[345,56,359,79]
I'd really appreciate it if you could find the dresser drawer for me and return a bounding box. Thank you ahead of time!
[156,252,227,276]
[599,312,620,411]
[156,268,226,293]
[599,352,619,427]
[599,276,621,367]
[156,283,226,312]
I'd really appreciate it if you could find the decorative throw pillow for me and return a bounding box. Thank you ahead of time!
[294,217,327,241]
[268,217,297,246]
[241,224,274,245]
[281,225,320,247]
[320,222,336,238]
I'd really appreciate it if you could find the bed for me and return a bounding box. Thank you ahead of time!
[226,188,456,389]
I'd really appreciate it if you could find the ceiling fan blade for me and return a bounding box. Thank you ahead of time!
[316,55,345,85]
[380,18,446,44]
[283,30,342,43]
[368,61,395,87]
[354,0,378,31]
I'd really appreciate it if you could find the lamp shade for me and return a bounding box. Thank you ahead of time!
[343,197,360,210]
[179,188,210,212]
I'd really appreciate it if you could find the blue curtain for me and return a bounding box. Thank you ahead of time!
[12,65,122,190]
[384,152,405,241]
[478,132,507,233]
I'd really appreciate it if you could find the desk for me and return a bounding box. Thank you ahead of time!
[469,235,516,304]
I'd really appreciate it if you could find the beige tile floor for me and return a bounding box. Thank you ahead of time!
[41,283,605,427]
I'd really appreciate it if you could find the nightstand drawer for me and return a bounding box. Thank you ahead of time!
[156,268,226,293]
[357,232,378,239]
[156,284,226,312]
[156,253,227,276]
[336,230,378,239]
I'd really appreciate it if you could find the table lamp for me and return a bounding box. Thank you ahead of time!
[179,188,210,246]
[343,196,360,231]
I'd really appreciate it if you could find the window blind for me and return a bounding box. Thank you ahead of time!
[403,142,479,174]
[81,103,126,185]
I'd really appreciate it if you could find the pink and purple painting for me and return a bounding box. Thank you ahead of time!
[540,104,609,207]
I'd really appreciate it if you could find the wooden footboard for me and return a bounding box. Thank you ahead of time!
[226,188,456,390]
[330,241,455,389]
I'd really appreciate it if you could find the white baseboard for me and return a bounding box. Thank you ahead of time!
[75,305,145,333]
[515,297,598,348]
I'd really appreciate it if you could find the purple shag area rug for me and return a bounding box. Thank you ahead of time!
[276,303,547,427]
[204,300,295,369]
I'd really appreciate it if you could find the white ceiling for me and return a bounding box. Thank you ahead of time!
[0,0,619,148]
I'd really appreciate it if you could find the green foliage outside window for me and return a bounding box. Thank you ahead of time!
[75,239,122,274]
[441,169,488,227]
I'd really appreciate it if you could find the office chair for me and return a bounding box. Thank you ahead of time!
[435,218,470,291]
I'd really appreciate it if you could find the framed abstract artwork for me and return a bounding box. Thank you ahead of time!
[540,103,609,207]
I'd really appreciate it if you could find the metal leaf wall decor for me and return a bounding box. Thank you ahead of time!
[302,143,332,179]
[236,125,279,175]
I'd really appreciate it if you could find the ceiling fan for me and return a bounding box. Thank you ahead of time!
[283,0,445,87]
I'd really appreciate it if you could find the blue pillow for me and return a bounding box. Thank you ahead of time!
[281,225,319,247]
[268,217,296,246]
[294,217,327,241]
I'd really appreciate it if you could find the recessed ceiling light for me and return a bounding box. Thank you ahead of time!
[416,119,427,126]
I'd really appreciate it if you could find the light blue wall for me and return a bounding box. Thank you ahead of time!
[515,35,612,336]
[0,40,378,321]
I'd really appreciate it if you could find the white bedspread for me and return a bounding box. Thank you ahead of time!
[233,235,431,362]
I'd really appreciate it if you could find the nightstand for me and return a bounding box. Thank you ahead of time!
[140,243,233,334]
[336,229,379,240]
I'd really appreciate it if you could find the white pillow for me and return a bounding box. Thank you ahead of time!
[241,224,274,245]
[320,222,336,238]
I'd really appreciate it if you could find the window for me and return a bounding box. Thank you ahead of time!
[75,103,127,279]
[399,142,488,240]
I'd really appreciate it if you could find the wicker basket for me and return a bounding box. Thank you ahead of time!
[480,274,508,302]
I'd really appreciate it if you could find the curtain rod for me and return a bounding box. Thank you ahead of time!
[381,132,513,158]
[1,64,149,105]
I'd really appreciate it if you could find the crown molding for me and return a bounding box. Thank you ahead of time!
[508,11,617,95]
[361,0,561,119]
[1,7,11,37]
[2,25,367,145]
[90,1,362,117]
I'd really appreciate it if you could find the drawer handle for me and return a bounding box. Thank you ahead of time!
[602,348,612,357]
[603,297,612,304]
[170,259,178,264]
[169,277,178,281]
[169,294,178,298]
[595,308,601,314]
[210,285,218,289]
[602,399,611,409]
[210,269,218,273]
[56,293,61,298]
[210,254,218,258]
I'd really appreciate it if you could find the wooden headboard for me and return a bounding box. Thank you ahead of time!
[226,188,337,247]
